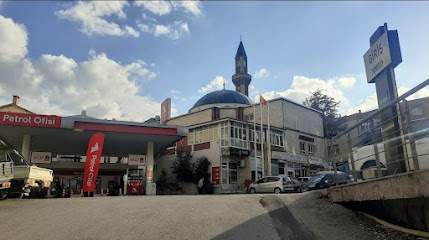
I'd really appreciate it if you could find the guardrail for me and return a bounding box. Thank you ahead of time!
[328,78,429,183]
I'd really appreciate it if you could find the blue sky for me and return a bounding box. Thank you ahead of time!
[0,1,428,121]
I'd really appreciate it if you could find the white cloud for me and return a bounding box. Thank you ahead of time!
[170,90,181,95]
[345,92,378,115]
[176,1,203,17]
[154,25,170,36]
[254,69,270,79]
[398,86,429,100]
[124,25,140,37]
[134,1,172,16]
[0,15,28,63]
[338,77,356,88]
[135,1,203,17]
[275,76,348,105]
[198,76,226,94]
[0,15,161,122]
[55,1,139,37]
[140,21,189,40]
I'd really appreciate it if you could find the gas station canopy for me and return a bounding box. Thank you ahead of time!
[0,112,188,157]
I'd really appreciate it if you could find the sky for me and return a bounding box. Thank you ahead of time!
[0,1,429,122]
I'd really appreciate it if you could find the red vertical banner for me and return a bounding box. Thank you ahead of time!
[211,166,220,185]
[83,133,105,192]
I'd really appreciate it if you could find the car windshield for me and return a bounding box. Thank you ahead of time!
[308,175,324,183]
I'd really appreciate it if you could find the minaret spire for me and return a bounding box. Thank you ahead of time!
[232,40,251,96]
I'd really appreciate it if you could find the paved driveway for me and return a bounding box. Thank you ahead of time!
[0,192,415,240]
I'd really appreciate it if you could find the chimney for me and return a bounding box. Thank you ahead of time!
[12,95,20,105]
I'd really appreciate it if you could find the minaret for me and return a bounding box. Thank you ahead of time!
[232,41,251,96]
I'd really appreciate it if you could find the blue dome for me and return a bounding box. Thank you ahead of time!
[191,90,252,111]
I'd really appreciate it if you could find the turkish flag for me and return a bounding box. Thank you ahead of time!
[83,133,105,192]
[260,95,267,105]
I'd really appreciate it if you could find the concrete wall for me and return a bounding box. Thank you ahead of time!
[284,130,326,160]
[283,101,324,138]
[328,170,429,202]
[167,109,212,126]
[243,100,284,129]
[219,109,236,120]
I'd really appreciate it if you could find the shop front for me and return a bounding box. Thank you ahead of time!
[271,151,308,178]
[308,156,324,176]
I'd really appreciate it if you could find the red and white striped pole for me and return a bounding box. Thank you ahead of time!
[71,189,73,197]
[101,189,104,197]
[106,188,109,196]
[62,188,65,198]
[80,189,83,197]
[119,188,122,196]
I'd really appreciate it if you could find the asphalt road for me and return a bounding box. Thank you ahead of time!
[0,192,417,240]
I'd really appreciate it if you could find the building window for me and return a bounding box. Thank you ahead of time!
[221,160,238,184]
[250,126,261,143]
[221,121,229,147]
[270,130,284,147]
[190,124,219,145]
[221,162,228,184]
[230,121,248,149]
[245,114,254,121]
[411,107,422,116]
[360,122,370,132]
[334,145,340,155]
[188,130,194,145]
[307,144,315,155]
[229,162,238,183]
[300,142,306,154]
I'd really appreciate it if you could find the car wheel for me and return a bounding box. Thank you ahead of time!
[0,189,7,200]
[296,187,302,193]
[249,188,256,194]
[274,188,281,194]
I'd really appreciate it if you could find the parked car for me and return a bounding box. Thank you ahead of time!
[283,177,306,193]
[298,177,311,183]
[248,176,305,194]
[249,176,284,194]
[307,171,349,191]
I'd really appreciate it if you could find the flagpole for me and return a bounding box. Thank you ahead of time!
[253,105,258,181]
[260,98,265,178]
[267,101,272,176]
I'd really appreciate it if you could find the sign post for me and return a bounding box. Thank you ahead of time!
[363,23,407,175]
[161,98,171,124]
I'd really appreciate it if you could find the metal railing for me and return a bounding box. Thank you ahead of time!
[328,78,429,184]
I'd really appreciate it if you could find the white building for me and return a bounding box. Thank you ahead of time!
[156,41,326,193]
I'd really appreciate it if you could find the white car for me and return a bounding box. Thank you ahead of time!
[248,176,286,194]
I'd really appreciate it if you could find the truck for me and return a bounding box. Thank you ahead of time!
[348,136,429,179]
[0,153,13,200]
[4,149,54,198]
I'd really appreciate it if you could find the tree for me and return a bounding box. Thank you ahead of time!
[303,89,347,138]
[171,151,195,183]
[194,157,212,194]
[156,169,181,195]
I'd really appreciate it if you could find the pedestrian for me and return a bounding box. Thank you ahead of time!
[198,177,204,194]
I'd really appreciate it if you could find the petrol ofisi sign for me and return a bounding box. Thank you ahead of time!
[0,112,61,128]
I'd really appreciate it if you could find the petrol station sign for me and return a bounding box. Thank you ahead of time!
[31,152,52,164]
[0,112,61,128]
[128,154,146,166]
